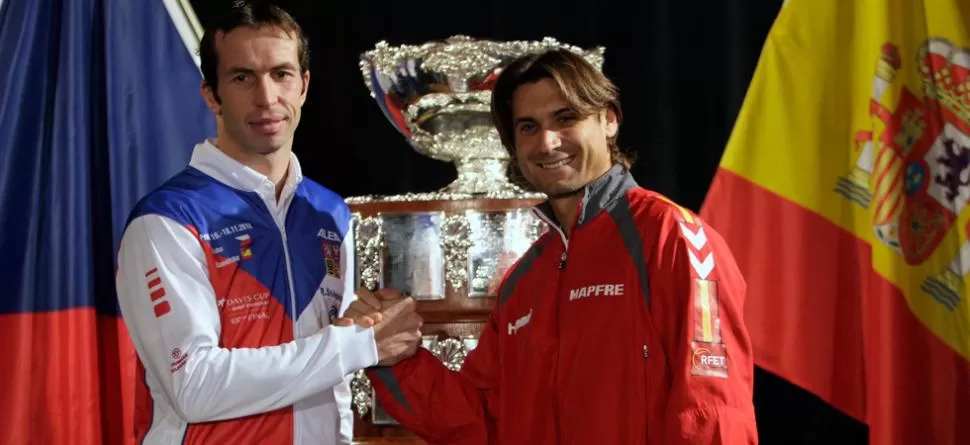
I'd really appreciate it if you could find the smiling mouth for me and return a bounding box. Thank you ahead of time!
[537,156,575,170]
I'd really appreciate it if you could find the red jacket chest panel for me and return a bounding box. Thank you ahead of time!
[496,213,659,443]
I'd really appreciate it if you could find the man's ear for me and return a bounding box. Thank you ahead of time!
[201,81,221,115]
[603,107,618,138]
[299,70,310,105]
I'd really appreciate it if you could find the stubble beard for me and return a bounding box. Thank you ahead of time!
[529,173,585,199]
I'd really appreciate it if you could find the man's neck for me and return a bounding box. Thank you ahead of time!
[548,193,583,238]
[212,137,291,201]
[544,164,617,237]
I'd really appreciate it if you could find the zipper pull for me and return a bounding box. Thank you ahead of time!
[558,251,567,269]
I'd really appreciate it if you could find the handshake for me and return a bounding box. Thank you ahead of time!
[334,287,424,366]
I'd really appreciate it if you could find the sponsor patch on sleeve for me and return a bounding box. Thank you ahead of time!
[690,278,728,378]
[170,347,188,373]
[323,242,341,279]
[691,341,728,378]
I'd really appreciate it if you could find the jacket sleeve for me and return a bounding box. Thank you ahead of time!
[116,214,379,423]
[364,310,500,445]
[650,205,759,444]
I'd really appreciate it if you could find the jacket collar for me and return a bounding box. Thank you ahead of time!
[534,163,639,230]
[188,139,304,195]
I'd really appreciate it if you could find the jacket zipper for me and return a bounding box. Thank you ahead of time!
[267,192,298,328]
[531,208,571,441]
[269,191,300,442]
[278,225,297,323]
[532,209,570,265]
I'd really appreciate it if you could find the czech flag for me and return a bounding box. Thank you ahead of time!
[0,0,214,443]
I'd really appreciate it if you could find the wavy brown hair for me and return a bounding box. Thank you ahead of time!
[490,49,634,186]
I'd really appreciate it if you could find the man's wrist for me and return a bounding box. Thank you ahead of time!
[332,323,379,372]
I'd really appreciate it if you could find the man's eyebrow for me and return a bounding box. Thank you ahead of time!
[513,116,536,126]
[552,107,575,116]
[225,63,298,74]
[271,62,299,71]
[513,107,574,125]
[226,66,255,75]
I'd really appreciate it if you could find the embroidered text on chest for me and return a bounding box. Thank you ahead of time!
[568,283,626,301]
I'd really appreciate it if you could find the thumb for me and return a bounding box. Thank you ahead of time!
[355,286,384,309]
[376,288,403,300]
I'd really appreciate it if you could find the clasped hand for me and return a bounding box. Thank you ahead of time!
[335,287,423,366]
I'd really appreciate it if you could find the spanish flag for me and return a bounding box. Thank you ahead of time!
[700,0,970,443]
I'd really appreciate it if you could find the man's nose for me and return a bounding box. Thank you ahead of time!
[538,129,562,152]
[253,76,278,107]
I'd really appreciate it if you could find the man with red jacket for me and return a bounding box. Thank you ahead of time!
[344,49,758,444]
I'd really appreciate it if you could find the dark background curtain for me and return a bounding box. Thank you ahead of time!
[0,0,872,442]
[183,1,868,443]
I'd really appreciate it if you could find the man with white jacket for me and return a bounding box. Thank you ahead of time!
[114,3,422,444]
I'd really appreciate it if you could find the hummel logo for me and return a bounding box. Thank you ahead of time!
[679,222,707,250]
[508,309,533,335]
[688,251,715,279]
[680,220,716,279]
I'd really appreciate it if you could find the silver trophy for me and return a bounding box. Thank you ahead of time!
[345,35,605,425]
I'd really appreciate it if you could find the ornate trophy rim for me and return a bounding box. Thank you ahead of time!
[358,35,605,99]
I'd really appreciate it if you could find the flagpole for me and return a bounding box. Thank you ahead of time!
[161,0,205,71]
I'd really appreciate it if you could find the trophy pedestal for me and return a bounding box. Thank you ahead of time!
[439,158,529,196]
[348,196,544,443]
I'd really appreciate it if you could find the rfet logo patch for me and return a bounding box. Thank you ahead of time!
[690,278,728,378]
[323,242,340,278]
[691,342,728,378]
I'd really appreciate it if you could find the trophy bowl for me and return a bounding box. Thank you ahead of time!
[348,36,606,443]
[359,35,605,196]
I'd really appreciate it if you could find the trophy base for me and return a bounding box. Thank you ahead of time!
[346,194,546,442]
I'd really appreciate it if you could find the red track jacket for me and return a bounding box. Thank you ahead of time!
[367,165,758,444]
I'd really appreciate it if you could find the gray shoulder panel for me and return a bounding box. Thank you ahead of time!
[498,242,545,307]
[605,195,651,309]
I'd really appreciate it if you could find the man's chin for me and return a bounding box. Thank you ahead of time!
[537,181,585,198]
[247,137,288,155]
[528,167,591,193]
[256,145,283,155]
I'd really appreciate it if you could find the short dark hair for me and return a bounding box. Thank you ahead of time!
[490,49,633,170]
[199,1,310,102]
